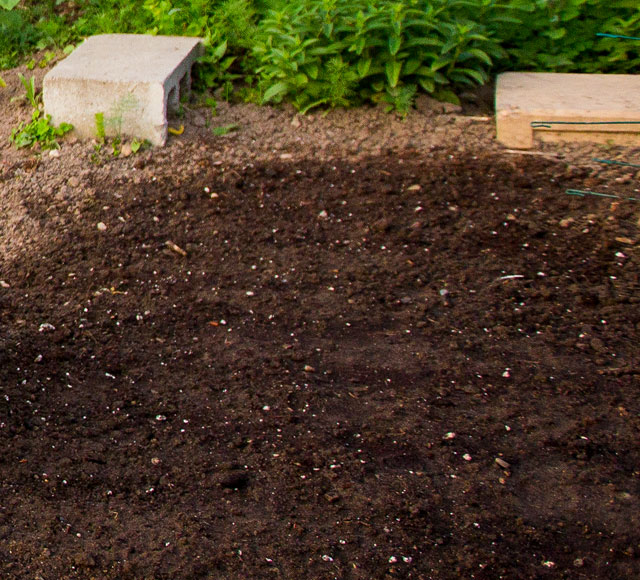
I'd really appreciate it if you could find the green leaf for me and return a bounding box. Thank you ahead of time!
[0,0,20,9]
[385,61,402,89]
[357,58,371,78]
[262,81,290,103]
[434,89,460,105]
[418,78,435,93]
[458,48,492,66]
[544,28,567,41]
[404,38,442,49]
[305,63,319,80]
[299,98,329,115]
[294,73,308,87]
[403,59,421,75]
[212,123,239,136]
[388,35,402,56]
[211,40,227,60]
[455,68,486,85]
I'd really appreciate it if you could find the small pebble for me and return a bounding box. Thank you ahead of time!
[97,222,107,231]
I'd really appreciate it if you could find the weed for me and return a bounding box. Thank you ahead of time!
[10,109,73,149]
[204,96,218,117]
[17,73,38,108]
[10,73,71,149]
[211,123,239,136]
[95,112,106,142]
[130,138,148,153]
[111,135,121,156]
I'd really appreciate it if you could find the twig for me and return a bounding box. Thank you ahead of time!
[503,149,560,158]
[165,240,187,256]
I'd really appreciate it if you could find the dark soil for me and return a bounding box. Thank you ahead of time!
[1,146,639,580]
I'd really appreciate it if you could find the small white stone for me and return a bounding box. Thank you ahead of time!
[97,222,107,231]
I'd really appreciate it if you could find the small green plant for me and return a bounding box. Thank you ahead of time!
[111,135,121,157]
[17,73,38,108]
[10,73,72,149]
[95,111,106,142]
[130,138,145,153]
[10,109,73,149]
[211,123,239,136]
[204,95,218,117]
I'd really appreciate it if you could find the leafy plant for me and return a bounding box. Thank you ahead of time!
[250,0,510,112]
[494,0,640,73]
[10,72,72,149]
[10,108,73,149]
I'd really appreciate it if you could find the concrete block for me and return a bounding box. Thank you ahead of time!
[496,72,640,149]
[43,34,204,146]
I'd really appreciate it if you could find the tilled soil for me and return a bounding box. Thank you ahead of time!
[1,62,640,580]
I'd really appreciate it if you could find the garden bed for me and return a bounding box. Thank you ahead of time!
[1,66,639,579]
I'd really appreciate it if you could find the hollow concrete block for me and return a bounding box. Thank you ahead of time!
[43,34,204,146]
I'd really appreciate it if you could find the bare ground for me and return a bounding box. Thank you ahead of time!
[1,61,639,579]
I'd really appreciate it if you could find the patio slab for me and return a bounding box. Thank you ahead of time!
[496,72,640,149]
[43,34,204,146]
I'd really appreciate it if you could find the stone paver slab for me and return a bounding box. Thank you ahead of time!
[44,34,203,146]
[496,72,640,149]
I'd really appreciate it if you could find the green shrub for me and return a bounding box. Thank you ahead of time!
[0,8,36,68]
[2,0,639,114]
[497,0,640,73]
[250,0,511,112]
